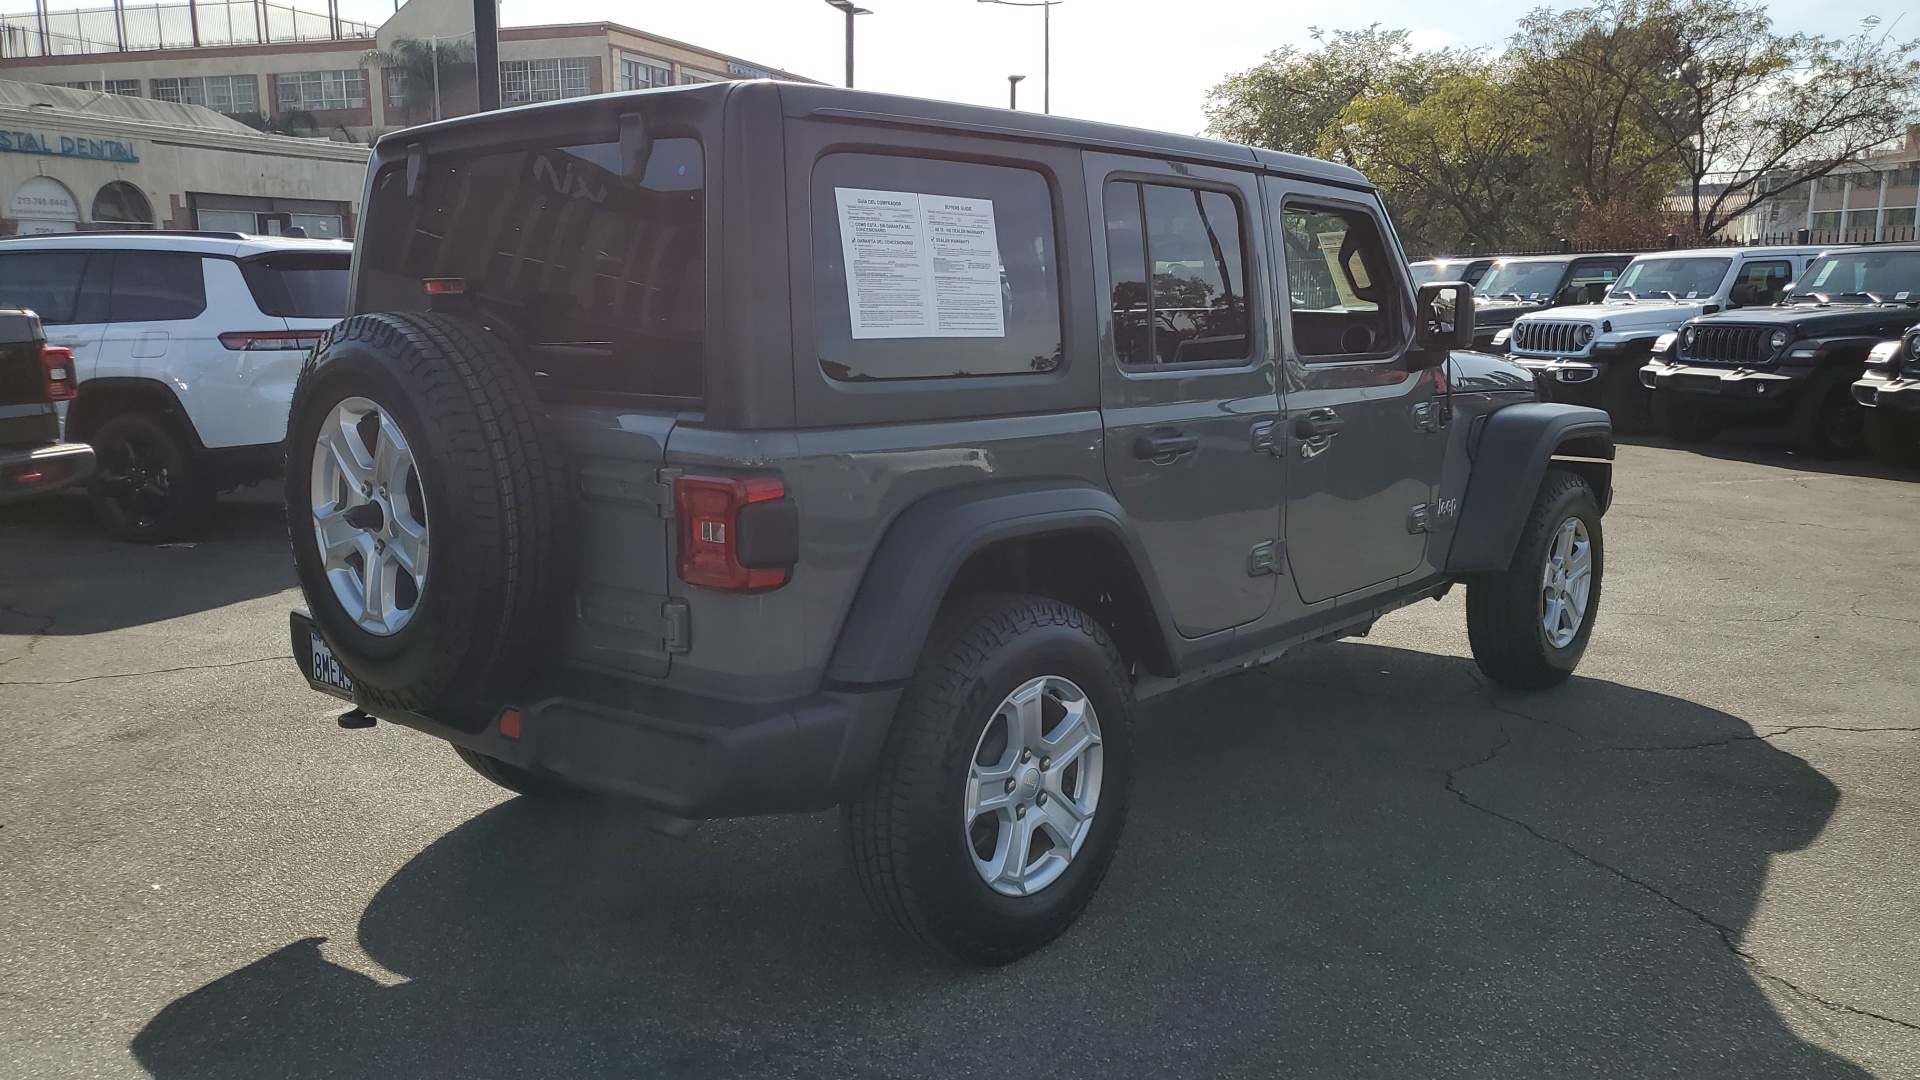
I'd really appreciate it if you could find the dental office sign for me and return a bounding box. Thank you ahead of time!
[0,130,138,163]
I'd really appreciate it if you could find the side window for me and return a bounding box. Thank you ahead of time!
[1731,259,1792,305]
[109,252,207,323]
[811,153,1061,381]
[1104,180,1250,366]
[1567,261,1620,303]
[1281,205,1401,359]
[0,251,106,325]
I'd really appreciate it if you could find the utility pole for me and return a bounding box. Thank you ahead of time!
[824,0,871,89]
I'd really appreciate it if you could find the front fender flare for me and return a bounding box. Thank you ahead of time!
[824,480,1177,686]
[1446,402,1612,575]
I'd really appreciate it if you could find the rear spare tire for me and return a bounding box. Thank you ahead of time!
[285,312,576,716]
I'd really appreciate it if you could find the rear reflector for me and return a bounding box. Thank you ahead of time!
[422,278,466,295]
[219,331,325,351]
[498,708,523,740]
[674,475,794,592]
[40,346,76,401]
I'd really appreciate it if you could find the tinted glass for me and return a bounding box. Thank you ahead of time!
[1728,260,1792,305]
[1282,205,1402,358]
[0,252,100,325]
[1610,257,1731,300]
[812,153,1062,380]
[1794,249,1920,298]
[1105,180,1150,366]
[240,253,350,318]
[1103,181,1250,366]
[359,137,706,401]
[109,252,207,323]
[1478,260,1569,300]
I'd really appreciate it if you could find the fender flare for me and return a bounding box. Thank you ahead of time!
[824,480,1178,686]
[1446,402,1612,575]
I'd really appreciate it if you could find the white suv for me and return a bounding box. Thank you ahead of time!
[0,232,350,540]
[1504,246,1824,432]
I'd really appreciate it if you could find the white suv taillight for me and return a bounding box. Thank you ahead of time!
[219,330,326,351]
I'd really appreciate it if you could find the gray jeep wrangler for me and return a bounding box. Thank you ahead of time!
[285,82,1613,965]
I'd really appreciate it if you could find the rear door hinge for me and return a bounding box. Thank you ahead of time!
[654,467,682,518]
[1406,503,1433,534]
[1247,539,1284,576]
[661,598,691,654]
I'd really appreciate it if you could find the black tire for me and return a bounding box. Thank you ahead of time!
[844,593,1134,966]
[1790,365,1867,459]
[1467,469,1604,691]
[1651,392,1722,443]
[87,410,215,543]
[1600,353,1653,436]
[453,745,585,801]
[285,312,577,716]
[1866,410,1920,470]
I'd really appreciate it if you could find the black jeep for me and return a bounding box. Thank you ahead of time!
[0,308,93,504]
[1642,244,1920,456]
[1856,321,1920,467]
[283,82,1613,965]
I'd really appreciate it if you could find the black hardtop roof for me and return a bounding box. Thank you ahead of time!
[373,80,1374,191]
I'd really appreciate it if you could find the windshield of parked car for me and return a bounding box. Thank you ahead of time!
[1791,249,1920,302]
[1475,260,1567,300]
[1608,257,1731,301]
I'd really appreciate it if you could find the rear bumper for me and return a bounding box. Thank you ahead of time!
[291,610,901,819]
[0,441,94,504]
[1855,376,1920,412]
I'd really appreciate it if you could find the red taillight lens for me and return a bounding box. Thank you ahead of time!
[674,475,792,592]
[40,346,76,401]
[218,330,326,351]
[422,278,466,295]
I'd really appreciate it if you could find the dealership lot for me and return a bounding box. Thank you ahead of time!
[1,442,1915,1078]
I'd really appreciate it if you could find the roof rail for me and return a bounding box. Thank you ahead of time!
[0,229,256,241]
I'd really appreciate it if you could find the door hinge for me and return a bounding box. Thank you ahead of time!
[1250,419,1281,456]
[1406,503,1433,534]
[1412,400,1449,433]
[661,598,691,654]
[1247,539,1283,576]
[654,467,682,518]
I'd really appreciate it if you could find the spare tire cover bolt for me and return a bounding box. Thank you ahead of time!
[1016,804,1027,818]
[1040,757,1051,770]
[1037,792,1048,806]
[1004,779,1016,793]
[1020,749,1032,763]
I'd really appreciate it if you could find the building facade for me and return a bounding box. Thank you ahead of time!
[0,79,368,236]
[0,0,816,144]
[1701,126,1920,245]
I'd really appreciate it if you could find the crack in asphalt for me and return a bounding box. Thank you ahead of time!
[0,655,287,686]
[1592,725,1920,752]
[1445,728,1920,1036]
[0,599,56,671]
[1849,592,1920,627]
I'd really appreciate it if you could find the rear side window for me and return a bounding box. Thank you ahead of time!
[0,251,106,325]
[241,253,350,318]
[1105,180,1251,366]
[358,137,706,401]
[110,252,207,323]
[810,153,1062,381]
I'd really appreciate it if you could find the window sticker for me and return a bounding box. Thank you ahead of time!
[835,187,1006,339]
[1811,260,1838,287]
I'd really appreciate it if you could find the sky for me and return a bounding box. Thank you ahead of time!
[321,0,1908,137]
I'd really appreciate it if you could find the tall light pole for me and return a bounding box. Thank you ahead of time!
[1007,74,1025,109]
[824,0,871,89]
[977,0,1060,114]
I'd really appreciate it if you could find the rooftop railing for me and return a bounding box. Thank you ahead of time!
[0,0,375,58]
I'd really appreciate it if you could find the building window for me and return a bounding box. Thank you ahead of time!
[385,69,410,108]
[1811,211,1842,233]
[151,75,258,115]
[621,56,671,90]
[276,70,369,112]
[499,58,591,104]
[58,79,139,95]
[679,70,722,84]
[92,181,154,226]
[1815,174,1847,194]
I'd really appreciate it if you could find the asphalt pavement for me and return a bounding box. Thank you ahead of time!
[1,441,1916,1078]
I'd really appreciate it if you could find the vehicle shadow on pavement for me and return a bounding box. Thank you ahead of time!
[0,490,292,634]
[129,642,1871,1078]
[1622,433,1920,482]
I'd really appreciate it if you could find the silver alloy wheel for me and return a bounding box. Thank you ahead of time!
[963,675,1104,897]
[310,396,430,636]
[1539,515,1593,649]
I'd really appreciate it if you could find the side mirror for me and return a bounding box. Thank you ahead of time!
[1414,281,1475,357]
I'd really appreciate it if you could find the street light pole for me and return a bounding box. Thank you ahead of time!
[1007,74,1024,109]
[825,0,872,89]
[977,0,1061,114]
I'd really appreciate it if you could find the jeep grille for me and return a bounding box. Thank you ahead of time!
[1511,320,1589,356]
[1681,324,1773,365]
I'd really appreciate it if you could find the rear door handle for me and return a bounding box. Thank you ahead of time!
[1133,431,1200,462]
[1292,411,1346,440]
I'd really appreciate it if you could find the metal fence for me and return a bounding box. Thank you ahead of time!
[1417,227,1920,261]
[0,0,373,57]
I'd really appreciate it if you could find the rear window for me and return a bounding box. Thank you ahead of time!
[358,136,706,402]
[241,253,349,318]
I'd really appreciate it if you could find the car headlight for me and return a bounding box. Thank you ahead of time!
[1654,332,1678,355]
[1769,329,1790,350]
[1574,325,1595,347]
[1680,326,1694,349]
[1908,333,1920,361]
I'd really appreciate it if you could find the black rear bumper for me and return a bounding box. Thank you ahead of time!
[291,611,901,819]
[0,441,93,504]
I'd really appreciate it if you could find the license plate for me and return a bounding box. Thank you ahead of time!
[304,630,356,700]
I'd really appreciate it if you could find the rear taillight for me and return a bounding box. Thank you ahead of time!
[218,330,326,351]
[40,346,76,401]
[673,475,797,592]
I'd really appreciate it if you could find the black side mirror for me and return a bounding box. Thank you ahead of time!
[1414,281,1474,358]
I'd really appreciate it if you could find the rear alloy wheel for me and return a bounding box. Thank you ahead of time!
[87,411,214,543]
[309,396,430,636]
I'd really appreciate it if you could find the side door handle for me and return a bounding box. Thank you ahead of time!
[1133,430,1200,463]
[1292,410,1346,440]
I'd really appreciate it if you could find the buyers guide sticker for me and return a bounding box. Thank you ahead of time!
[835,187,1006,339]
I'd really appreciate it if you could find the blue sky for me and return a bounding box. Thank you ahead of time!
[329,0,1911,137]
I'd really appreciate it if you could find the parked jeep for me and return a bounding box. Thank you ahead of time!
[1641,244,1920,456]
[1473,253,1633,352]
[0,308,93,503]
[1409,256,1494,287]
[284,83,1613,965]
[1508,247,1821,433]
[1856,322,1920,468]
